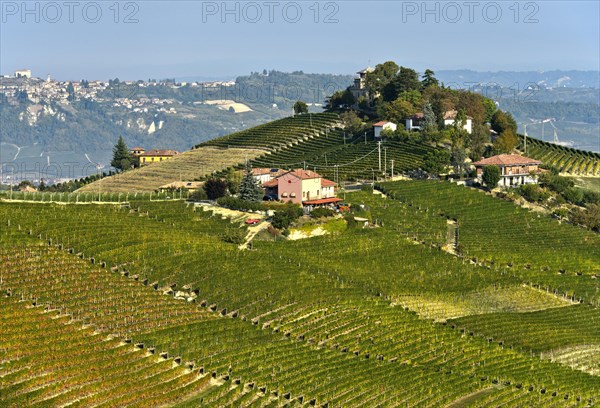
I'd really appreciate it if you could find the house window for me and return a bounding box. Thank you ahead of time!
[303,191,306,197]
[290,193,296,198]
[281,192,288,198]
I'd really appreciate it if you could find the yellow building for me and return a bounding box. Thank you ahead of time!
[136,149,179,166]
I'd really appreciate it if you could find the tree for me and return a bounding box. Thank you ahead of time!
[239,163,263,202]
[483,99,497,123]
[203,178,228,200]
[326,89,355,109]
[422,150,450,175]
[493,129,518,154]
[271,202,304,230]
[293,101,308,114]
[18,180,33,189]
[66,82,76,102]
[451,147,467,176]
[110,136,134,171]
[490,110,517,134]
[482,165,501,189]
[340,111,364,135]
[365,61,399,98]
[378,99,415,124]
[422,102,438,135]
[421,69,439,89]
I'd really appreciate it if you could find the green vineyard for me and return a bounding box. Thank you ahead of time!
[2,182,599,406]
[519,135,600,175]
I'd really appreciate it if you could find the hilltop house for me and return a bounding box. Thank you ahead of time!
[262,169,339,205]
[373,121,397,138]
[405,113,424,131]
[136,149,179,166]
[443,110,472,134]
[404,110,472,134]
[472,154,542,187]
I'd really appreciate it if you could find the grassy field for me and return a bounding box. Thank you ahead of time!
[1,185,599,406]
[569,175,600,191]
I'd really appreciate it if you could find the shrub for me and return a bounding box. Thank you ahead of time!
[482,165,501,189]
[271,203,304,229]
[311,207,334,218]
[221,227,246,244]
[189,189,208,201]
[217,196,263,212]
[520,184,546,203]
[204,178,228,200]
[562,187,584,205]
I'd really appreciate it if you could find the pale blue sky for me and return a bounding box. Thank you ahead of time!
[1,1,599,80]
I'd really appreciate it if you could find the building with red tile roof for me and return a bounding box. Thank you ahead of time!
[472,154,542,187]
[261,169,337,205]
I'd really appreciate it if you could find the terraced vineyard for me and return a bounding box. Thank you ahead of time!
[519,135,600,175]
[2,189,599,406]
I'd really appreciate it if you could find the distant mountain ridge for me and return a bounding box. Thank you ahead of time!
[436,70,599,89]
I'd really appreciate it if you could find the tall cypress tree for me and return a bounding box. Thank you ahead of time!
[111,136,133,171]
[239,163,263,202]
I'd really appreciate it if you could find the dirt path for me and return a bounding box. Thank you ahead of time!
[239,221,271,250]
[442,219,459,255]
[446,386,500,408]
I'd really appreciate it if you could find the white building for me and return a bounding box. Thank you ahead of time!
[373,121,397,138]
[405,113,424,131]
[15,69,32,79]
[443,110,472,134]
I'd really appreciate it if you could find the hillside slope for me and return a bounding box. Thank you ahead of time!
[79,113,342,192]
[77,146,263,193]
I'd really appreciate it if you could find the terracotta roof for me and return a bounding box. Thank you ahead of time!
[303,197,343,205]
[409,113,424,119]
[321,178,337,187]
[131,147,145,151]
[472,154,542,167]
[139,149,178,157]
[443,110,472,120]
[287,169,322,180]
[262,179,278,188]
[252,167,277,176]
[373,121,394,127]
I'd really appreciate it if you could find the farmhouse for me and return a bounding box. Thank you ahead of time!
[136,149,179,166]
[262,169,338,205]
[472,154,542,187]
[373,121,397,138]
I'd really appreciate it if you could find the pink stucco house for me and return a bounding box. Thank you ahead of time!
[262,169,338,205]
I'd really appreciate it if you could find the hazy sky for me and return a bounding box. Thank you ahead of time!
[1,1,599,80]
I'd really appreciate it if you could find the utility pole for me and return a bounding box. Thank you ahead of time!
[378,141,382,171]
[344,132,346,145]
[391,160,394,179]
[384,147,387,176]
[364,131,367,144]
